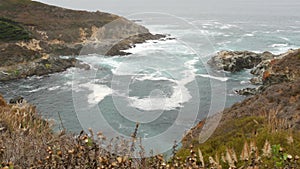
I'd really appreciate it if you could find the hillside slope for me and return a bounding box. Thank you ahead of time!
[0,0,164,81]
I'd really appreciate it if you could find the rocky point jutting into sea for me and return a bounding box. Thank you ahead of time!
[179,48,300,167]
[0,0,165,81]
[208,49,299,95]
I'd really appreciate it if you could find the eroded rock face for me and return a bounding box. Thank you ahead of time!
[208,51,276,72]
[0,56,89,81]
[209,49,300,95]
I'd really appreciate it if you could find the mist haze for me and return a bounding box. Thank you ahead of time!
[35,0,300,19]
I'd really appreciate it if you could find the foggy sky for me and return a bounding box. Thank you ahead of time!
[34,0,300,18]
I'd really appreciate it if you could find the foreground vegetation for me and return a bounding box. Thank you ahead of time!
[178,114,300,169]
[0,94,299,169]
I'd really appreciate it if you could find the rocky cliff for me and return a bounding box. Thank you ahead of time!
[0,0,165,81]
[179,49,300,167]
[209,49,298,95]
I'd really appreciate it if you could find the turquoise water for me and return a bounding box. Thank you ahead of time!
[1,2,300,154]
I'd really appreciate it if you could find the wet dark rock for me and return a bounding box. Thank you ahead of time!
[235,88,258,96]
[9,96,24,104]
[75,62,90,70]
[235,86,264,96]
[106,33,166,56]
[0,56,82,81]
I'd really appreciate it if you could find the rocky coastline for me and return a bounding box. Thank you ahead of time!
[0,0,166,81]
[208,49,298,95]
[179,48,300,164]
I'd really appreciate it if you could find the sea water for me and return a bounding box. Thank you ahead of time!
[1,0,300,154]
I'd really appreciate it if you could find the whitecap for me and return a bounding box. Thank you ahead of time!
[48,86,61,91]
[79,82,113,106]
[271,43,288,48]
[243,34,254,37]
[128,70,194,111]
[134,75,177,83]
[279,37,290,41]
[219,24,237,30]
[26,87,47,93]
[197,74,228,82]
[240,80,249,84]
[122,40,165,54]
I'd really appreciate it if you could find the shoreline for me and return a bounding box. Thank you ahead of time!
[179,48,300,166]
[0,0,166,81]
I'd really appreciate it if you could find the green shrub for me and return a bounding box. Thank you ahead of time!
[0,17,31,42]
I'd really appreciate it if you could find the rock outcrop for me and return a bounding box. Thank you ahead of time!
[0,56,89,81]
[234,87,261,96]
[209,49,299,95]
[9,96,24,104]
[218,49,300,127]
[208,50,276,72]
[106,33,166,56]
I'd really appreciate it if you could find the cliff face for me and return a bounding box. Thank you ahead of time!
[0,0,163,81]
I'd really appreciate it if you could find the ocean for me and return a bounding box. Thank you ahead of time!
[0,0,299,155]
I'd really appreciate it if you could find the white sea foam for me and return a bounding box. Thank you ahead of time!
[79,82,113,106]
[129,69,194,111]
[271,43,289,48]
[279,37,290,41]
[122,41,165,54]
[219,24,237,30]
[65,81,73,86]
[276,29,285,33]
[78,55,121,68]
[126,56,198,111]
[243,34,254,37]
[134,75,177,83]
[240,80,249,84]
[26,87,47,93]
[48,86,61,91]
[20,85,33,89]
[197,74,228,82]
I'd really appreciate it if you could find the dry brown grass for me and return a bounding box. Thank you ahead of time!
[1,94,300,168]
